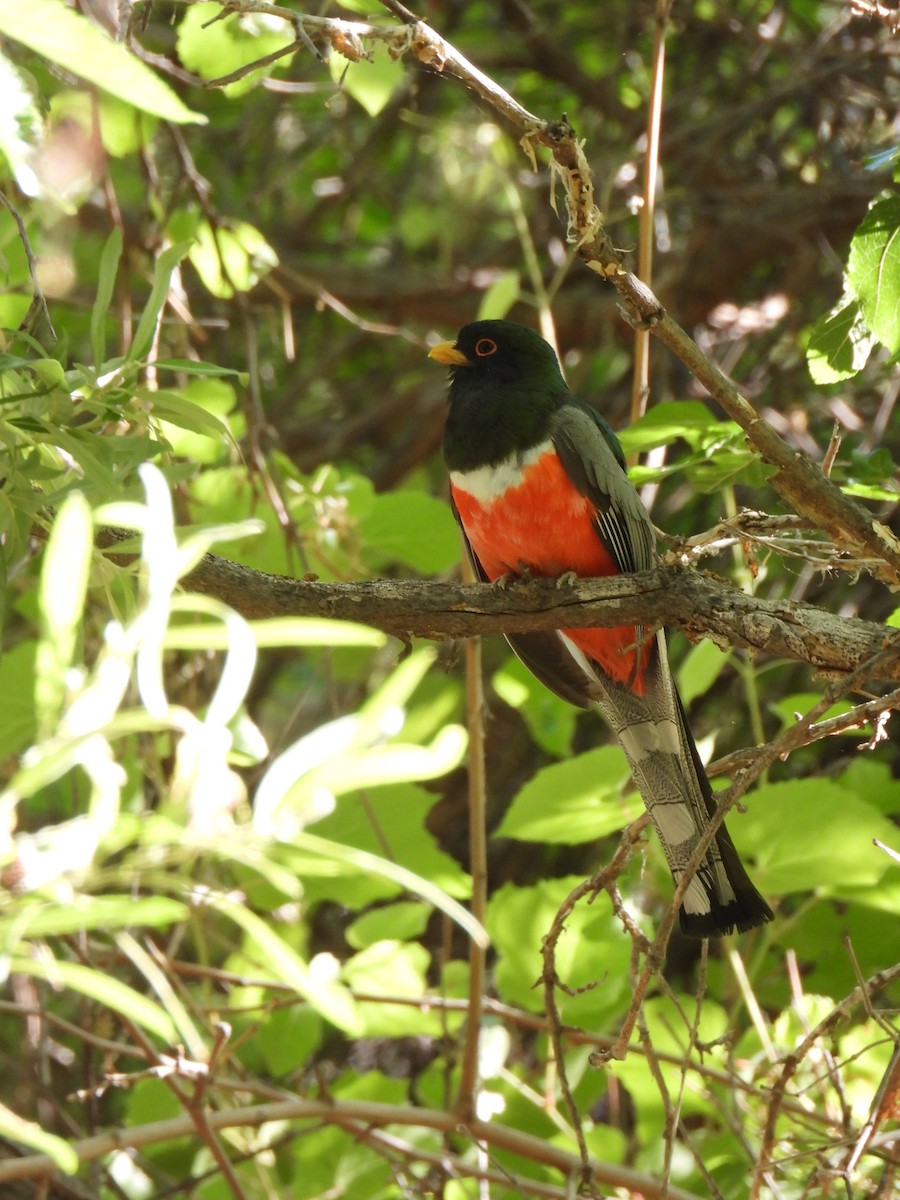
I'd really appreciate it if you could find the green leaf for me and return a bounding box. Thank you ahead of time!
[677,640,731,706]
[0,53,43,192]
[35,492,93,730]
[492,654,577,756]
[767,692,852,730]
[295,783,471,909]
[837,757,900,817]
[91,227,123,368]
[618,401,728,454]
[734,779,896,894]
[143,388,232,442]
[188,220,278,299]
[11,956,178,1043]
[126,241,192,363]
[477,270,521,321]
[154,358,249,380]
[0,639,37,760]
[496,746,639,842]
[211,893,365,1035]
[806,293,874,383]
[359,489,460,573]
[257,1006,323,1077]
[165,616,386,651]
[148,378,242,463]
[176,2,294,95]
[331,42,406,117]
[346,901,430,949]
[0,896,187,943]
[488,877,633,1022]
[0,0,206,125]
[342,941,434,1036]
[0,1102,78,1175]
[847,193,900,354]
[302,728,467,797]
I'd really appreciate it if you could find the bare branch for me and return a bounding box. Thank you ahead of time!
[0,1095,706,1200]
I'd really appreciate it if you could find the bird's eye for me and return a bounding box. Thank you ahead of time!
[474,338,498,357]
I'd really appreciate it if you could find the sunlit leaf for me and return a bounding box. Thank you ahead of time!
[142,388,233,442]
[91,227,123,367]
[257,1006,323,1077]
[488,877,632,1023]
[0,639,38,760]
[188,220,278,299]
[806,293,874,383]
[11,956,178,1042]
[734,779,896,893]
[210,892,365,1035]
[0,54,43,193]
[493,654,578,757]
[496,746,638,842]
[0,896,187,943]
[359,489,460,573]
[330,43,406,117]
[154,358,249,380]
[296,830,485,947]
[677,640,731,706]
[176,2,294,95]
[0,0,206,124]
[0,1102,78,1174]
[341,940,434,1036]
[165,617,386,651]
[347,901,430,949]
[847,192,900,355]
[116,931,206,1060]
[306,727,467,796]
[126,241,192,363]
[477,270,521,321]
[35,492,93,730]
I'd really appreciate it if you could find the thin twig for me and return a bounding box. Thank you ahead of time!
[455,549,488,1123]
[751,962,900,1198]
[0,189,56,341]
[631,0,672,427]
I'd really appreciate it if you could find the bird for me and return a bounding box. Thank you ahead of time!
[429,319,773,938]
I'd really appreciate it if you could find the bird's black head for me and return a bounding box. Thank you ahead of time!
[429,320,568,392]
[430,321,570,471]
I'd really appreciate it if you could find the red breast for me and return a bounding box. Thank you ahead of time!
[451,446,653,693]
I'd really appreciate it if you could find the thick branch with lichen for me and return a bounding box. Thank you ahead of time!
[155,539,900,683]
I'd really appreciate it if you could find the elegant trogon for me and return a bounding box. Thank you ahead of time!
[429,319,772,938]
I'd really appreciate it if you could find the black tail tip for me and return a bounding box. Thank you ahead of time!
[679,891,774,939]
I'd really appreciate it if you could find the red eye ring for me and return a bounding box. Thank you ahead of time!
[474,338,498,357]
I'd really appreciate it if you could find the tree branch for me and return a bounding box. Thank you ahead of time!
[0,1095,705,1200]
[159,541,900,683]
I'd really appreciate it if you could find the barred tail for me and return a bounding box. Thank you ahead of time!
[505,626,773,936]
[567,633,773,937]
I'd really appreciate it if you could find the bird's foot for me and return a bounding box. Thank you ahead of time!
[492,563,533,590]
[555,570,579,589]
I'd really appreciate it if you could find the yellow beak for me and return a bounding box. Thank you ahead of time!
[428,341,470,366]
